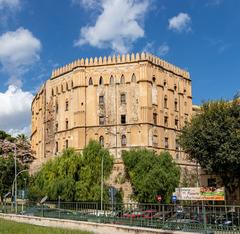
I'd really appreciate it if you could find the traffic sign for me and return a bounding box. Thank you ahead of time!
[172,195,177,203]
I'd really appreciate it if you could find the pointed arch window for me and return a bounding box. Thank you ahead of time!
[99,136,104,147]
[55,141,58,154]
[99,76,103,85]
[121,135,127,147]
[65,139,68,149]
[89,77,93,86]
[120,74,125,84]
[174,98,178,111]
[131,73,136,83]
[164,95,168,108]
[110,75,114,85]
[65,119,69,129]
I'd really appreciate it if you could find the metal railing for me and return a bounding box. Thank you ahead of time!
[1,201,240,233]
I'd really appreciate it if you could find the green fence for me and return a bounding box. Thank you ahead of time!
[1,201,240,233]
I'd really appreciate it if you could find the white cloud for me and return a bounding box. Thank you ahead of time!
[168,13,191,33]
[142,41,170,57]
[0,27,41,86]
[72,0,100,10]
[0,85,33,136]
[75,0,150,53]
[205,0,223,7]
[158,43,169,56]
[0,0,20,10]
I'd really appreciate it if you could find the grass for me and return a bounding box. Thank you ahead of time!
[0,219,93,234]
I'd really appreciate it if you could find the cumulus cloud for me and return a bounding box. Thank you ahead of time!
[0,27,41,86]
[74,0,150,53]
[0,85,33,136]
[168,13,191,33]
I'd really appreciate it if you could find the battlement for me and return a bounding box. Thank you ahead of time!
[51,52,190,79]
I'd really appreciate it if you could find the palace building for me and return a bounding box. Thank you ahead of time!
[31,53,195,199]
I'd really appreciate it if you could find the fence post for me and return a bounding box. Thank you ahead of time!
[202,201,207,234]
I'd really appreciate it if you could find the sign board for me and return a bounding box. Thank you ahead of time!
[171,195,177,203]
[174,187,225,201]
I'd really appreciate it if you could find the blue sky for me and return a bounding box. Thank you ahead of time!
[0,0,239,135]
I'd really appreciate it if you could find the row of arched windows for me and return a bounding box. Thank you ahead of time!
[52,81,74,96]
[89,74,136,86]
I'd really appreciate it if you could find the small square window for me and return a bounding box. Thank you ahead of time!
[120,94,126,104]
[121,115,126,124]
[99,96,104,106]
[99,116,105,125]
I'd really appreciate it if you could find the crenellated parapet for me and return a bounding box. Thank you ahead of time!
[51,52,190,80]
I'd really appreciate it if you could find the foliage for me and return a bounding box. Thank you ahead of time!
[122,149,180,203]
[0,130,15,142]
[0,218,93,234]
[0,155,29,202]
[30,140,114,202]
[179,98,240,199]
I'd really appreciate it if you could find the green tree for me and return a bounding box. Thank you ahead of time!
[179,98,240,202]
[75,140,114,201]
[0,155,28,202]
[30,140,114,202]
[122,149,180,203]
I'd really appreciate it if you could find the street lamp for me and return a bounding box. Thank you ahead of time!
[11,169,28,213]
[101,155,103,212]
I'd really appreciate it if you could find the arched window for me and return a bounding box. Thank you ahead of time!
[99,76,103,85]
[121,135,127,147]
[55,122,58,132]
[174,99,178,111]
[164,95,168,108]
[131,73,136,82]
[152,76,156,83]
[174,84,177,91]
[110,75,114,85]
[89,77,93,85]
[120,74,125,84]
[65,139,68,149]
[175,116,179,127]
[65,100,69,111]
[163,80,167,87]
[99,136,104,147]
[65,119,69,129]
[55,141,58,154]
[55,101,58,113]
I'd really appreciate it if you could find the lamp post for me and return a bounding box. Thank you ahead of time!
[101,155,104,212]
[14,145,17,212]
[12,169,28,213]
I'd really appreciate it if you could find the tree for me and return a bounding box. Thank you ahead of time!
[122,149,180,203]
[29,140,114,202]
[0,155,28,202]
[179,98,240,202]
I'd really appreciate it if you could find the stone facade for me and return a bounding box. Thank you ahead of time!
[31,53,195,201]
